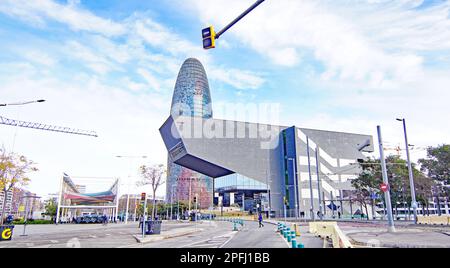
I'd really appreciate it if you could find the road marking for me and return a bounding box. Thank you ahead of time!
[50,240,58,243]
[180,232,236,248]
[218,232,237,248]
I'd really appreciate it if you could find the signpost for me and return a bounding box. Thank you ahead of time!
[380,183,389,193]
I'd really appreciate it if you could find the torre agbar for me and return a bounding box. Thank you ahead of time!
[161,58,376,218]
[166,58,214,209]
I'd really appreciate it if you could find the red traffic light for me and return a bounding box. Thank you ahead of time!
[141,192,146,201]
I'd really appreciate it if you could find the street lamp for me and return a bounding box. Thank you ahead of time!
[396,118,418,224]
[116,155,148,224]
[0,99,46,107]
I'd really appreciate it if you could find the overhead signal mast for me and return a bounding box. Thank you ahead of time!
[202,0,266,49]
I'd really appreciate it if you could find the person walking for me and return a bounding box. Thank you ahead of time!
[258,213,264,228]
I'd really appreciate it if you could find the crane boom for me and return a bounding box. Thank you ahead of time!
[0,115,98,137]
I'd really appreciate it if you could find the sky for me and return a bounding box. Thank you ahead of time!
[0,0,449,199]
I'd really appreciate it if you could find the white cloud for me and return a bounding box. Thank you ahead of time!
[0,0,126,36]
[209,68,265,90]
[65,41,121,74]
[22,50,57,67]
[181,0,450,87]
[137,68,162,91]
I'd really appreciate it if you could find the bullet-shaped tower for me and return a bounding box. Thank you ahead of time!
[166,58,213,209]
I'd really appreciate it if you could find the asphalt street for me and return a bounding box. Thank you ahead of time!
[0,220,301,248]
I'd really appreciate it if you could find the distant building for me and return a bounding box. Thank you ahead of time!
[1,188,42,219]
[0,189,13,218]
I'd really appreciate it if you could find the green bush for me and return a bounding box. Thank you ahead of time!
[12,219,54,225]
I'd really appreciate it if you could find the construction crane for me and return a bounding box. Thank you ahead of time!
[383,145,426,156]
[0,115,98,137]
[202,0,266,49]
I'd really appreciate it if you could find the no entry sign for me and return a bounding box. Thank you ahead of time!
[380,183,389,192]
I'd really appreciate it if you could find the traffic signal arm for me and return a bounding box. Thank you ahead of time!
[215,0,265,40]
[202,0,266,49]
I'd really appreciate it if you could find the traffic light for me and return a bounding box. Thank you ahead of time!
[141,192,146,201]
[202,26,216,50]
[193,196,197,203]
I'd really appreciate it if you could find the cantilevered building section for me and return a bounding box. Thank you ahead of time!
[161,58,375,218]
[166,58,214,209]
[161,116,374,218]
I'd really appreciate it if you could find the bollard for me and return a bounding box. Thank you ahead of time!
[292,238,297,248]
[297,243,305,248]
[287,232,292,242]
[284,228,290,239]
[233,222,238,231]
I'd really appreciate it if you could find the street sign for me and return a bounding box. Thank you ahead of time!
[380,183,389,192]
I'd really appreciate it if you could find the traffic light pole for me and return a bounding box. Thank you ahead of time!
[377,126,396,233]
[215,0,266,39]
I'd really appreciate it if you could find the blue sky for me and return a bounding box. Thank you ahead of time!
[0,0,449,197]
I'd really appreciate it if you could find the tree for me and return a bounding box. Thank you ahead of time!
[1,148,38,225]
[137,164,165,220]
[352,155,435,218]
[43,198,58,222]
[419,144,449,197]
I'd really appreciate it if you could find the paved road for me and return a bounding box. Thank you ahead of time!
[0,221,322,248]
[223,221,289,248]
[0,220,294,248]
[1,222,196,248]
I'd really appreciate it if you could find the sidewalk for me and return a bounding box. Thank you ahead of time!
[339,223,450,248]
[264,219,324,248]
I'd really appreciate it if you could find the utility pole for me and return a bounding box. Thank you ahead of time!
[377,126,396,232]
[397,118,418,224]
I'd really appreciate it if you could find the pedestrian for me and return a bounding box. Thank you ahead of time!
[6,214,13,224]
[338,211,341,219]
[258,213,264,228]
